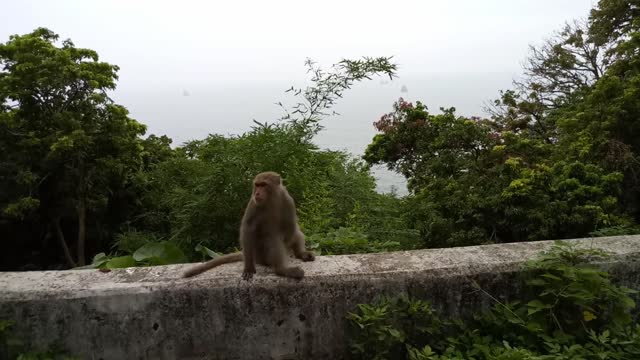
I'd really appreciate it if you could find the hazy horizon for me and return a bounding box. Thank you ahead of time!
[0,0,597,192]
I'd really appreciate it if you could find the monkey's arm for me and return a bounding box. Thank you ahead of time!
[241,244,256,280]
[182,252,243,278]
[240,230,256,280]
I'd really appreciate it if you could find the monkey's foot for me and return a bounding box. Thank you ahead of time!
[301,251,315,262]
[278,266,304,279]
[242,269,255,281]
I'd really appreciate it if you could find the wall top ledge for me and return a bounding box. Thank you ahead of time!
[2,235,639,302]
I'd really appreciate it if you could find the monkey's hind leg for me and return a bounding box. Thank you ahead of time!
[291,230,315,262]
[270,238,305,279]
[274,264,305,279]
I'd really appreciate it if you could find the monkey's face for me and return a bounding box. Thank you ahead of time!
[253,182,270,204]
[252,172,282,205]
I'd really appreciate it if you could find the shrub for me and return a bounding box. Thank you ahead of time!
[347,241,640,359]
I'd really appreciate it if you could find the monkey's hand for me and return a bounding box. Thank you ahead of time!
[242,268,256,281]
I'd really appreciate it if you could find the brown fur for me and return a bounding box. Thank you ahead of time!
[182,171,315,279]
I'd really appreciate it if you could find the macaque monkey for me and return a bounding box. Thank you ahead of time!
[182,171,315,280]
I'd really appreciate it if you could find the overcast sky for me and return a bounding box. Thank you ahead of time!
[1,0,595,156]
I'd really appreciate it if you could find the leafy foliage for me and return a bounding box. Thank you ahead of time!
[364,0,640,246]
[119,56,405,257]
[347,242,640,360]
[279,57,397,139]
[3,0,640,273]
[306,227,402,255]
[0,28,147,268]
[365,98,629,247]
[0,26,410,270]
[590,224,640,237]
[80,240,188,269]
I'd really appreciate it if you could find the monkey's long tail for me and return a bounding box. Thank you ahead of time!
[182,252,244,278]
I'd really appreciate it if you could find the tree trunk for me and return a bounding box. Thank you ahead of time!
[77,198,87,266]
[54,219,76,268]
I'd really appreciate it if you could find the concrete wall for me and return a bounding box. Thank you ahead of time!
[1,235,639,360]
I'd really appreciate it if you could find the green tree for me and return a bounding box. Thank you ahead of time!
[364,99,507,246]
[548,0,640,219]
[364,96,628,247]
[364,0,640,247]
[488,0,640,221]
[0,28,146,267]
[117,57,403,258]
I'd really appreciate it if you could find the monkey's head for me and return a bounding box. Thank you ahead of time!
[252,172,282,205]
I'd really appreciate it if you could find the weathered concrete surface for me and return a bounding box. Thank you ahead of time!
[1,235,639,360]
